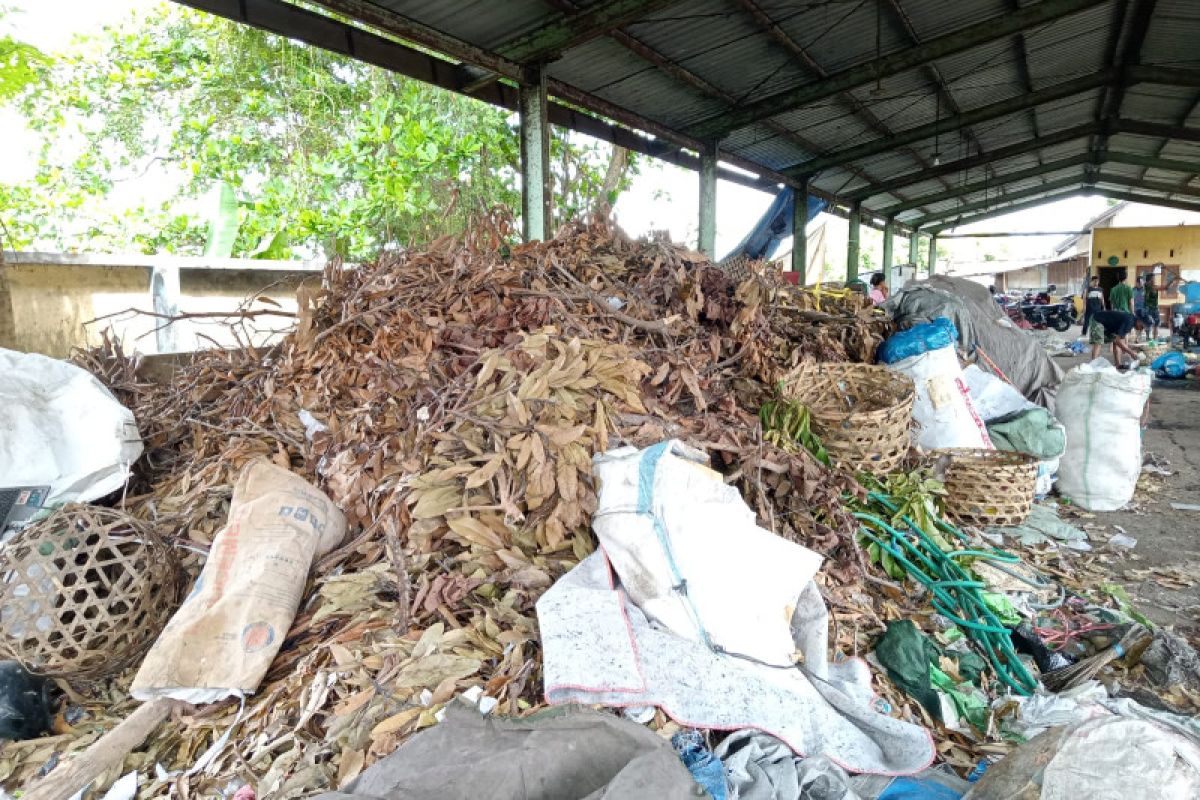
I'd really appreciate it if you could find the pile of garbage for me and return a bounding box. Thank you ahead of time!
[1,221,1196,799]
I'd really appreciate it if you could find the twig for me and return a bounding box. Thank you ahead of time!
[552,264,671,335]
[85,307,296,327]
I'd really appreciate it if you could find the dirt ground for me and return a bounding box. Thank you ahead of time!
[1050,344,1200,635]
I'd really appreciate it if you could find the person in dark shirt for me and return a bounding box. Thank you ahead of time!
[1140,272,1161,340]
[1081,275,1104,332]
[1088,309,1139,364]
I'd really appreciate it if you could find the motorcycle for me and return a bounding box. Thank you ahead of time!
[1175,311,1200,348]
[1020,297,1076,331]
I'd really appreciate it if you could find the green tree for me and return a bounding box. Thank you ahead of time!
[1,3,634,257]
[0,5,49,103]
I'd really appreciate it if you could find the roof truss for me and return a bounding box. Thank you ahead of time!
[687,0,1107,139]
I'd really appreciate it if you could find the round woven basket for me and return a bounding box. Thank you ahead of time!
[781,362,915,475]
[0,505,182,679]
[937,448,1038,527]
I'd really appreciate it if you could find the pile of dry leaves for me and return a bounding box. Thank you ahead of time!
[3,221,899,796]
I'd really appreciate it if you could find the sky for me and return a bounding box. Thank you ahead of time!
[4,0,1196,270]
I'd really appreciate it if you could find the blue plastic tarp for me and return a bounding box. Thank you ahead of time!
[721,187,827,263]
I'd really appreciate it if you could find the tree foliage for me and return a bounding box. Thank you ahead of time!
[0,3,634,257]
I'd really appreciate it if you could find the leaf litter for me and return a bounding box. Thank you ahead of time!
[5,218,1146,796]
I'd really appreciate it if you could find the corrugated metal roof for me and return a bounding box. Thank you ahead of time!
[251,0,1200,225]
[1142,0,1200,65]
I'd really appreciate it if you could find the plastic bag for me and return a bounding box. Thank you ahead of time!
[0,348,143,507]
[1055,360,1152,511]
[886,346,992,451]
[1151,351,1188,379]
[878,317,959,364]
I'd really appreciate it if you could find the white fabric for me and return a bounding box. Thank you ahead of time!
[969,716,1200,800]
[961,364,1037,421]
[886,347,992,451]
[592,442,823,667]
[537,441,935,776]
[0,348,142,506]
[1056,359,1152,511]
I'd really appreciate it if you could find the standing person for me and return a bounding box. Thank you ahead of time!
[1088,309,1140,364]
[1109,269,1133,313]
[1081,274,1104,332]
[1142,271,1161,341]
[869,272,888,305]
[1132,276,1146,342]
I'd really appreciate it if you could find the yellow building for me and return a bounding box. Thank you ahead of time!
[1090,225,1200,309]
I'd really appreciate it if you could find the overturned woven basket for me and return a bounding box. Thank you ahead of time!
[937,448,1037,527]
[781,362,915,475]
[0,505,182,679]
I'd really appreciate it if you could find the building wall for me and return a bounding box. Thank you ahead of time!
[0,253,321,358]
[1090,225,1200,307]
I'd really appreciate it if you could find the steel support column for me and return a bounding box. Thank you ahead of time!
[908,232,919,264]
[928,234,938,275]
[698,141,718,256]
[882,218,894,275]
[847,202,861,283]
[519,66,551,242]
[791,179,808,284]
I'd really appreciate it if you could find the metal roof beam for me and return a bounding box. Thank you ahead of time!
[687,0,1108,139]
[925,189,1088,232]
[1135,90,1200,185]
[927,188,1200,232]
[913,175,1085,228]
[1105,152,1200,174]
[1097,0,1160,157]
[1095,173,1200,199]
[845,123,1100,201]
[491,0,680,63]
[1118,119,1200,142]
[172,0,785,195]
[790,72,1113,177]
[731,0,947,207]
[1098,190,1200,214]
[879,0,996,182]
[879,154,1093,217]
[535,0,904,203]
[1125,66,1200,88]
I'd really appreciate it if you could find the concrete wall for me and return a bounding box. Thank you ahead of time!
[0,252,323,358]
[1090,225,1200,309]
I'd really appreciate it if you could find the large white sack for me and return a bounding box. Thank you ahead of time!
[1056,360,1152,511]
[0,348,143,506]
[887,346,992,451]
[591,440,823,667]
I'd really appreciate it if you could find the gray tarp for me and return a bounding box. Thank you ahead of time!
[313,700,703,800]
[883,277,1063,408]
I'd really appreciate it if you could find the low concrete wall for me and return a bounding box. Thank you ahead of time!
[0,252,323,357]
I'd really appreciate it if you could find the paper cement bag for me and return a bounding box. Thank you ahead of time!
[132,460,345,702]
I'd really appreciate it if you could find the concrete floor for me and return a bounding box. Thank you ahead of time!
[1050,343,1200,634]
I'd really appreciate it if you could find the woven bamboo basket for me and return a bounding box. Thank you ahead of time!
[938,448,1038,527]
[781,363,915,475]
[0,505,182,679]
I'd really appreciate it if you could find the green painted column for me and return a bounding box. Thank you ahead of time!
[928,233,938,275]
[791,179,808,284]
[519,65,551,242]
[846,201,861,282]
[909,230,919,264]
[698,141,718,256]
[882,217,894,275]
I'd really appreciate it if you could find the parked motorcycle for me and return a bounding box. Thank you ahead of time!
[1175,311,1200,348]
[1020,297,1076,331]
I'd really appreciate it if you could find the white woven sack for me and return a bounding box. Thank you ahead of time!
[1056,360,1152,511]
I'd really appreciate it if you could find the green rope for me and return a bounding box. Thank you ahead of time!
[855,493,1039,696]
